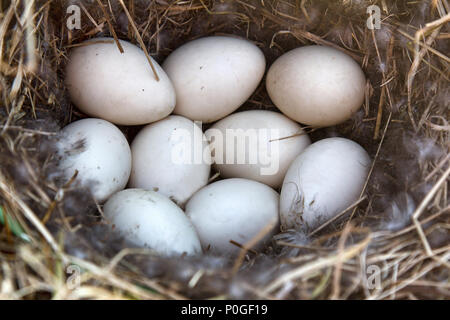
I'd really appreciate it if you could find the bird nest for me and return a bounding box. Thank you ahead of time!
[0,0,448,300]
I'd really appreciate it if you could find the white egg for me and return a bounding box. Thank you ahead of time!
[129,115,211,206]
[103,189,202,256]
[57,118,131,202]
[280,137,371,231]
[266,45,366,127]
[163,36,266,123]
[66,37,175,125]
[206,110,311,188]
[185,178,279,255]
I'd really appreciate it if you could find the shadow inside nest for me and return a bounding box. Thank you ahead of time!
[0,0,448,300]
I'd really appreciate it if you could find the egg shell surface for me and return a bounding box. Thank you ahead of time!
[58,118,131,202]
[162,36,266,123]
[280,137,371,230]
[185,178,279,255]
[103,189,202,256]
[206,110,311,188]
[129,115,211,206]
[65,37,175,125]
[266,45,366,127]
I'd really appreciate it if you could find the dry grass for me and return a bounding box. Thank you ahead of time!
[0,0,449,300]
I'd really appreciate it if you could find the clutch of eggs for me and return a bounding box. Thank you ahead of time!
[60,35,372,257]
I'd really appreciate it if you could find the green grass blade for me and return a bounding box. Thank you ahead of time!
[0,206,31,242]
